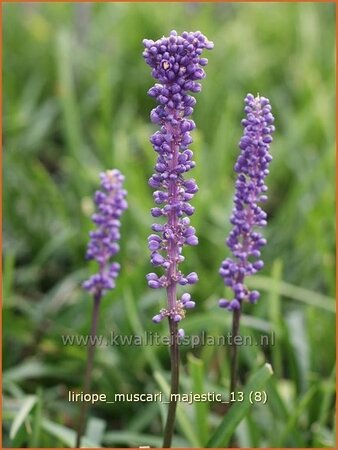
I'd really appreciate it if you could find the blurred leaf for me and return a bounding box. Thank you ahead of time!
[278,384,318,446]
[124,287,161,372]
[312,424,335,448]
[207,363,273,447]
[3,360,70,384]
[10,395,37,440]
[285,310,310,392]
[42,419,99,448]
[268,259,283,376]
[187,353,209,445]
[85,417,106,446]
[318,364,336,427]
[56,30,83,162]
[248,276,335,312]
[184,311,271,333]
[3,252,15,303]
[265,377,303,446]
[103,430,188,448]
[29,388,43,447]
[127,403,159,432]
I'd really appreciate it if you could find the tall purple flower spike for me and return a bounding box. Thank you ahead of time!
[143,30,213,324]
[219,94,275,311]
[83,169,128,298]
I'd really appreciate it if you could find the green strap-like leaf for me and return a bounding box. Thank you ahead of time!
[10,395,37,440]
[42,419,99,448]
[207,363,274,448]
[187,353,209,445]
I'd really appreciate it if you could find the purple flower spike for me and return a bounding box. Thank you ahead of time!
[219,94,275,311]
[143,30,213,324]
[83,169,128,298]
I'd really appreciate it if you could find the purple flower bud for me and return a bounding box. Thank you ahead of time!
[178,277,188,285]
[181,293,191,304]
[153,314,164,323]
[248,290,260,303]
[186,235,198,246]
[184,226,196,237]
[187,272,198,284]
[219,299,230,308]
[253,260,264,271]
[148,240,161,251]
[152,223,164,232]
[184,179,198,193]
[229,299,241,310]
[178,328,185,339]
[151,207,163,217]
[146,272,159,280]
[151,253,165,266]
[185,301,196,309]
[148,280,162,289]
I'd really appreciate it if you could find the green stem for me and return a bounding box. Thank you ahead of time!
[162,318,179,448]
[75,293,101,447]
[230,305,242,396]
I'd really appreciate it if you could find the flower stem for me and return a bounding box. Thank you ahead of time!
[76,293,101,447]
[230,305,242,396]
[163,317,179,448]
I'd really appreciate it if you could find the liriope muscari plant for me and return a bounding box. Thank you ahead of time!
[218,93,275,395]
[142,30,213,448]
[76,169,127,447]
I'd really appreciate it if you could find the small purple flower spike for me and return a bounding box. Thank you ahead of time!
[143,30,213,324]
[219,94,275,311]
[83,169,128,299]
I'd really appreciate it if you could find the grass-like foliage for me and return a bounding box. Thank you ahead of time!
[3,2,335,448]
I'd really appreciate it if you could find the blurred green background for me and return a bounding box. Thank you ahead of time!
[3,2,336,448]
